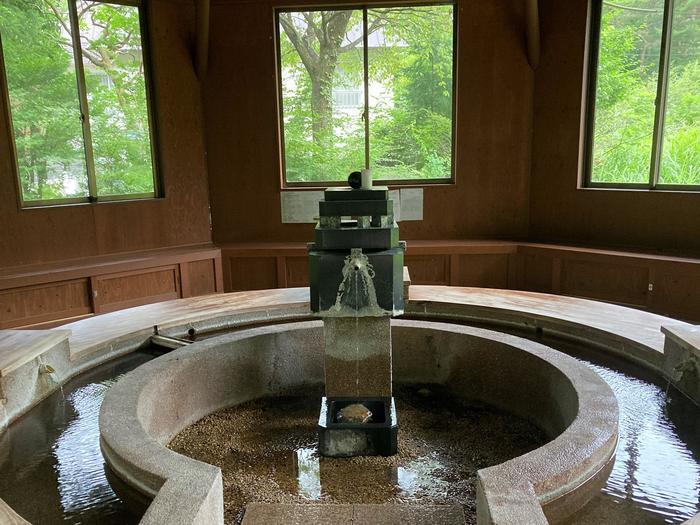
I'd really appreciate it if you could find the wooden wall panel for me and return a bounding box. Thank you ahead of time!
[286,257,309,288]
[455,254,509,288]
[560,259,649,307]
[95,266,180,313]
[0,246,221,327]
[228,257,278,291]
[652,263,700,321]
[0,280,91,328]
[405,255,450,285]
[521,253,555,292]
[184,259,217,297]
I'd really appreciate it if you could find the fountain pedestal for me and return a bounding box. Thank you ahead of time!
[309,186,404,457]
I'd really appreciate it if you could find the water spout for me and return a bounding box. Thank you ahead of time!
[674,354,698,381]
[37,356,58,391]
[330,248,387,317]
[39,363,56,375]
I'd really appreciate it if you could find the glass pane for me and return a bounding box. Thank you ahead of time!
[658,0,700,185]
[0,0,88,202]
[590,1,665,184]
[279,9,365,183]
[368,5,454,181]
[76,1,155,196]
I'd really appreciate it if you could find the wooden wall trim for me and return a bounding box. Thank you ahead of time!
[0,245,224,328]
[220,240,700,267]
[219,240,700,322]
[0,243,221,291]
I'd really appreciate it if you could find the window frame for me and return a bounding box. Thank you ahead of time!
[582,0,699,192]
[0,0,162,209]
[274,2,458,189]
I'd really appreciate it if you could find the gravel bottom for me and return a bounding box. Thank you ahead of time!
[168,384,547,524]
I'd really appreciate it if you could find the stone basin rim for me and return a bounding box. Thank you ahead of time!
[99,319,619,525]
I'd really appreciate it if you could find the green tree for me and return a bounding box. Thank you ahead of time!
[279,5,455,182]
[0,0,87,200]
[591,0,700,185]
[0,0,154,201]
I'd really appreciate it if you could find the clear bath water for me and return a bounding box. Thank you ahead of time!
[0,349,162,524]
[536,334,700,525]
[0,330,697,524]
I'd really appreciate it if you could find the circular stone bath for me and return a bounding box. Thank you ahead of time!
[99,320,618,525]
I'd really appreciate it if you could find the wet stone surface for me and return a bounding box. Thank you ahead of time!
[337,403,373,424]
[168,384,547,525]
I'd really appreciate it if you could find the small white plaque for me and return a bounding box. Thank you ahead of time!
[399,188,423,221]
[280,191,324,223]
[279,187,424,224]
[389,190,401,221]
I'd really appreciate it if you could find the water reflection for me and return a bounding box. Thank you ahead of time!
[509,331,700,525]
[294,447,321,499]
[395,454,450,499]
[0,350,158,524]
[55,379,120,516]
[293,446,452,503]
[589,363,700,523]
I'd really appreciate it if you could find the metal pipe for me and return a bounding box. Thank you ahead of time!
[150,334,193,350]
[526,0,540,70]
[195,0,210,79]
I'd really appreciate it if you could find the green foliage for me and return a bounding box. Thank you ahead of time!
[0,0,155,202]
[591,0,700,186]
[279,5,454,183]
[79,3,154,195]
[660,60,700,184]
[0,0,87,200]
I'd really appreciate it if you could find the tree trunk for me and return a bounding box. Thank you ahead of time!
[310,63,335,146]
[280,10,353,147]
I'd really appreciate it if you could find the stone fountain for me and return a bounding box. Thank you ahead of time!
[308,176,405,457]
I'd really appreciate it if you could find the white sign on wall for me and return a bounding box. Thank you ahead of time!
[280,191,324,223]
[280,188,423,224]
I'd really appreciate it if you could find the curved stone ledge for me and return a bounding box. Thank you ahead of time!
[2,287,698,523]
[100,320,618,525]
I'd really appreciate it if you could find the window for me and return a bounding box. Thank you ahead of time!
[277,4,456,185]
[584,0,700,189]
[0,0,158,206]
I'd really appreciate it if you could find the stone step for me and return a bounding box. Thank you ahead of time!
[0,498,30,525]
[241,503,466,525]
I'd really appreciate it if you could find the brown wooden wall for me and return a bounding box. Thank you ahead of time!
[222,241,700,323]
[0,245,224,328]
[529,0,700,254]
[0,0,212,269]
[203,0,534,246]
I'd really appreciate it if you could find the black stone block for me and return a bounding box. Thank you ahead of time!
[308,245,404,315]
[314,225,399,250]
[318,397,398,457]
[319,199,393,218]
[324,187,389,201]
